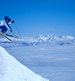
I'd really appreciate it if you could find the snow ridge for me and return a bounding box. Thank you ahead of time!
[0,46,49,81]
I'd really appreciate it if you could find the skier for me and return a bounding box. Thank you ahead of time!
[0,16,14,36]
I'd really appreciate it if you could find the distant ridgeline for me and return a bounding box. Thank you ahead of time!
[0,34,75,46]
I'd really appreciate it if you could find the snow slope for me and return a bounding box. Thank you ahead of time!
[0,34,75,81]
[0,46,49,81]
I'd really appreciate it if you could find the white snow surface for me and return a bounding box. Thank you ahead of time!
[0,34,75,81]
[0,46,49,81]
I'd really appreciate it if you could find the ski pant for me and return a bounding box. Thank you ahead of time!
[0,26,7,33]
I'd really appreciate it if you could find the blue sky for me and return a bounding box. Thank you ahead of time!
[0,0,75,36]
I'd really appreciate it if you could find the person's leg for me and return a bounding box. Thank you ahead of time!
[1,26,7,33]
[0,26,3,31]
[0,26,7,36]
[0,26,3,34]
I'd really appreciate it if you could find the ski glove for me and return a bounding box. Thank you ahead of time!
[11,20,15,23]
[10,29,12,32]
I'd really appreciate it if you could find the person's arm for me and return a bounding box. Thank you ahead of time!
[5,19,11,29]
[4,20,12,32]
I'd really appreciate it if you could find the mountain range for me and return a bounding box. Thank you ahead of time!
[0,34,75,46]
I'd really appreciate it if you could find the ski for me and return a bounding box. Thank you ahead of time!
[6,33,14,37]
[5,33,19,38]
[0,32,20,42]
[0,32,16,42]
[0,33,12,42]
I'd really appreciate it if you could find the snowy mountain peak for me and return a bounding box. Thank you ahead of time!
[0,46,49,81]
[38,34,51,41]
[0,34,75,46]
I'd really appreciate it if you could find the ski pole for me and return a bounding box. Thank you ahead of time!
[13,23,22,39]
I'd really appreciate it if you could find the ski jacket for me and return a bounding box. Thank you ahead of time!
[0,16,12,30]
[0,20,12,30]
